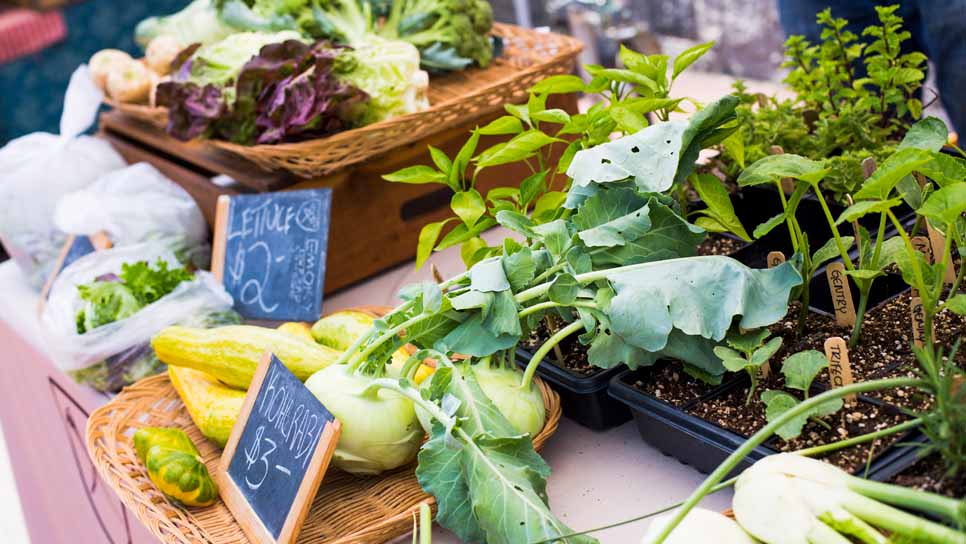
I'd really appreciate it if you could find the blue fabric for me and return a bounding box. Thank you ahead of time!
[0,0,188,144]
[777,0,966,135]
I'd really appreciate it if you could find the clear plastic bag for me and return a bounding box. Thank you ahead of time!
[41,240,239,392]
[0,65,127,289]
[54,162,209,255]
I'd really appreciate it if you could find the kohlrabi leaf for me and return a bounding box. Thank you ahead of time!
[440,313,519,357]
[588,198,704,267]
[566,120,688,193]
[605,256,803,352]
[738,154,828,186]
[781,350,828,393]
[470,258,511,292]
[548,273,579,304]
[532,220,573,258]
[898,117,948,152]
[495,210,538,239]
[675,96,738,184]
[417,427,485,543]
[853,148,933,200]
[502,247,537,292]
[572,186,652,247]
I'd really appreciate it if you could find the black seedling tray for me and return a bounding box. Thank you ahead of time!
[515,348,631,431]
[609,367,919,480]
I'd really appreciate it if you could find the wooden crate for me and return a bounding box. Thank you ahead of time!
[99,92,578,294]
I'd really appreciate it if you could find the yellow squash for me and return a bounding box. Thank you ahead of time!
[168,366,244,448]
[152,325,341,389]
[277,322,315,343]
[134,427,218,507]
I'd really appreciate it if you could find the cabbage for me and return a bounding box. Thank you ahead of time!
[339,36,429,125]
[135,0,240,48]
[188,31,305,91]
[305,364,422,475]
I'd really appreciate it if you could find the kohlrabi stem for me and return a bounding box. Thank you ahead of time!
[520,320,584,389]
[846,475,965,524]
[794,418,922,457]
[651,377,925,544]
[516,256,693,304]
[418,503,431,544]
[844,493,965,543]
[848,288,870,349]
[348,313,427,371]
[517,300,599,319]
[399,353,425,382]
[366,377,456,429]
[531,261,567,285]
[813,187,855,272]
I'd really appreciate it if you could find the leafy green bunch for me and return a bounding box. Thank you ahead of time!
[720,5,927,203]
[384,41,754,269]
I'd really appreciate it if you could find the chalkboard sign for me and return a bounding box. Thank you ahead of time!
[211,189,332,321]
[218,353,341,544]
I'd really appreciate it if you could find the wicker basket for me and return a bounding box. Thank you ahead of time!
[107,23,582,178]
[85,310,562,544]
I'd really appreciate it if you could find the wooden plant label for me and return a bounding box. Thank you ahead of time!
[825,262,856,327]
[212,190,333,321]
[768,145,795,194]
[909,296,928,348]
[861,157,877,179]
[218,353,341,544]
[824,337,856,403]
[925,221,956,284]
[911,236,934,262]
[952,375,965,397]
[767,251,786,268]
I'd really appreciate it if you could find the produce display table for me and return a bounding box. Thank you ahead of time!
[0,228,729,543]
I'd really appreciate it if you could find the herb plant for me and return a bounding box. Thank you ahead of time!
[383,42,753,269]
[719,5,927,203]
[761,350,843,441]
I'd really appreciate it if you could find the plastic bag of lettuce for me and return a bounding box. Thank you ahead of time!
[41,240,240,392]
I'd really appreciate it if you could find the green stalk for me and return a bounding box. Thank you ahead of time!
[517,300,599,319]
[813,186,855,272]
[847,477,965,523]
[848,288,870,349]
[520,320,584,389]
[795,418,922,457]
[776,180,801,253]
[419,503,432,544]
[842,493,964,543]
[348,313,427,372]
[651,377,925,544]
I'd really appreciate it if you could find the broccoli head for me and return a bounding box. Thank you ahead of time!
[380,0,495,70]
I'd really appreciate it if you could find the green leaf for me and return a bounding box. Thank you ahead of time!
[494,210,537,239]
[896,175,923,209]
[436,218,496,251]
[572,186,652,248]
[618,46,653,77]
[469,257,511,293]
[672,41,714,80]
[725,328,771,353]
[503,247,536,292]
[751,336,783,366]
[781,350,828,393]
[590,198,704,267]
[623,97,684,115]
[691,173,751,241]
[738,154,828,186]
[486,187,519,204]
[567,120,689,193]
[529,74,586,95]
[714,346,752,372]
[762,390,808,440]
[836,198,904,224]
[478,116,524,136]
[519,170,548,208]
[811,236,853,268]
[899,117,948,151]
[919,184,966,226]
[675,96,739,184]
[556,140,580,174]
[532,191,567,223]
[722,127,745,169]
[918,152,966,187]
[428,146,453,176]
[694,216,727,232]
[474,130,561,168]
[451,130,481,188]
[609,106,648,134]
[532,109,571,125]
[383,165,447,184]
[451,189,486,228]
[503,103,530,124]
[416,219,453,269]
[753,211,788,239]
[548,273,579,305]
[440,313,519,356]
[606,256,803,352]
[461,237,490,268]
[854,148,933,200]
[592,68,658,91]
[532,220,572,258]
[945,294,966,315]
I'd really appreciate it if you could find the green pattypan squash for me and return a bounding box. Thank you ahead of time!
[134,427,218,507]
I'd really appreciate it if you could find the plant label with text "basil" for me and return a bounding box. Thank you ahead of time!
[218,353,341,544]
[212,190,332,321]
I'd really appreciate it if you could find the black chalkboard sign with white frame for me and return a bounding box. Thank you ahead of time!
[211,189,332,322]
[217,352,341,544]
